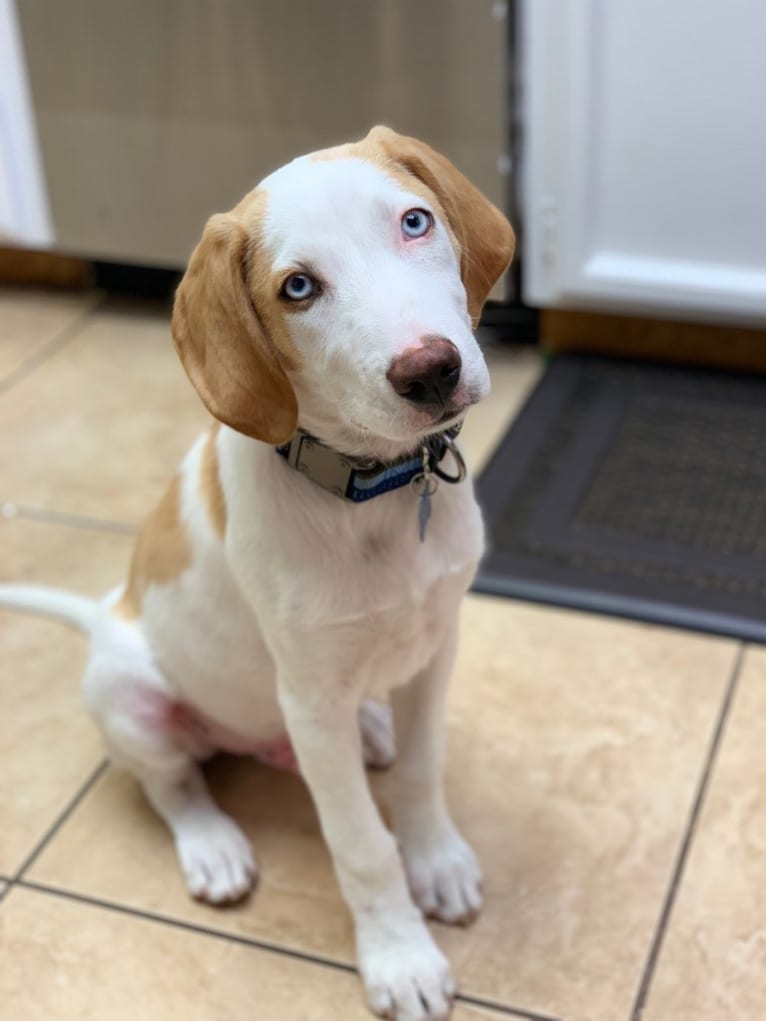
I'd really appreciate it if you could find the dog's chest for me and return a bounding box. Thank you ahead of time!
[271,480,482,614]
[283,496,481,694]
[229,445,484,690]
[355,570,468,696]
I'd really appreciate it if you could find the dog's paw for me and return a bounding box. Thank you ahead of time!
[359,699,396,770]
[176,813,257,905]
[359,924,455,1020]
[401,828,483,926]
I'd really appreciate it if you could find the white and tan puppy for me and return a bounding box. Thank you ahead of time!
[0,127,513,1021]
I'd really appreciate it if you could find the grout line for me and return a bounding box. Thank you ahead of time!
[629,642,746,1021]
[0,502,138,536]
[10,760,110,883]
[17,880,560,1020]
[18,880,359,973]
[0,298,105,399]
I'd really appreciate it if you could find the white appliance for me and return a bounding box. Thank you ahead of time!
[10,0,509,273]
[520,0,766,325]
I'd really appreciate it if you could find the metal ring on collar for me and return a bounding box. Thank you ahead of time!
[432,433,467,484]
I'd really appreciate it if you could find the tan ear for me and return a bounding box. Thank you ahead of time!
[365,126,515,326]
[172,210,298,444]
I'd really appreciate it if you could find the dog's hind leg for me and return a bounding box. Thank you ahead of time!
[84,626,256,905]
[140,763,256,904]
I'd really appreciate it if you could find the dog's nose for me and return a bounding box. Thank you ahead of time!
[387,336,462,406]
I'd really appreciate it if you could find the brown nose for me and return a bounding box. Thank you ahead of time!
[387,336,462,406]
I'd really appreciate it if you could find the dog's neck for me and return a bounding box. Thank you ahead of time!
[291,406,466,466]
[275,425,466,506]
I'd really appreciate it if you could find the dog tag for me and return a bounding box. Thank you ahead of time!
[412,473,439,542]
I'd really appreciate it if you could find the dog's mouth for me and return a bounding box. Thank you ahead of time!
[424,390,479,430]
[436,406,464,425]
[408,407,467,445]
[339,388,479,458]
[419,407,464,435]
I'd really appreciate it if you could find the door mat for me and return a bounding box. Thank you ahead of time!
[475,354,766,642]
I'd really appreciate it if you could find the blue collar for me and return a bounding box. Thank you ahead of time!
[276,426,465,503]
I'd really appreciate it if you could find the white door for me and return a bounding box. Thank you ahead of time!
[0,0,52,247]
[520,0,766,325]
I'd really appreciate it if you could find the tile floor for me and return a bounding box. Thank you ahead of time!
[0,287,762,1020]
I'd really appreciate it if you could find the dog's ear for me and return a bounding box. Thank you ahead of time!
[366,126,515,326]
[172,210,298,444]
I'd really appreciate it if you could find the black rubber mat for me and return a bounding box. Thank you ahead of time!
[475,354,766,641]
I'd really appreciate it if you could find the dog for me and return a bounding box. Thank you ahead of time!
[0,126,514,1021]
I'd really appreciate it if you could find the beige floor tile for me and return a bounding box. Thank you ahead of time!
[642,646,765,1021]
[0,301,209,524]
[0,886,501,1021]
[0,289,97,383]
[434,599,736,1019]
[0,517,133,873]
[30,760,357,954]
[461,339,542,472]
[29,596,736,1020]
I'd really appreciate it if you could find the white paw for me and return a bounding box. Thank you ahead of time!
[359,700,396,770]
[359,925,455,1021]
[175,813,257,905]
[401,828,482,926]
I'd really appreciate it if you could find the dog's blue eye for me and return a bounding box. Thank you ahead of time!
[401,209,432,239]
[282,273,315,301]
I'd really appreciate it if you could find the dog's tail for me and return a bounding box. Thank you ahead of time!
[0,584,100,635]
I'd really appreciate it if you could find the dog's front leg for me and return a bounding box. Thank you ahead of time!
[277,675,456,1021]
[389,630,483,927]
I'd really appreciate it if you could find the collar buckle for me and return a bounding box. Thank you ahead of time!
[286,433,355,498]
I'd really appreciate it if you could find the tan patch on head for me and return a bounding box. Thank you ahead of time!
[171,187,299,444]
[314,126,515,325]
[309,142,358,163]
[113,475,191,619]
[311,139,459,263]
[199,422,227,538]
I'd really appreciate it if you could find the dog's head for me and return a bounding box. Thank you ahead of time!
[172,126,514,458]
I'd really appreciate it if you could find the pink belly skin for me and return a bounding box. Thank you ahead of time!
[132,687,299,772]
